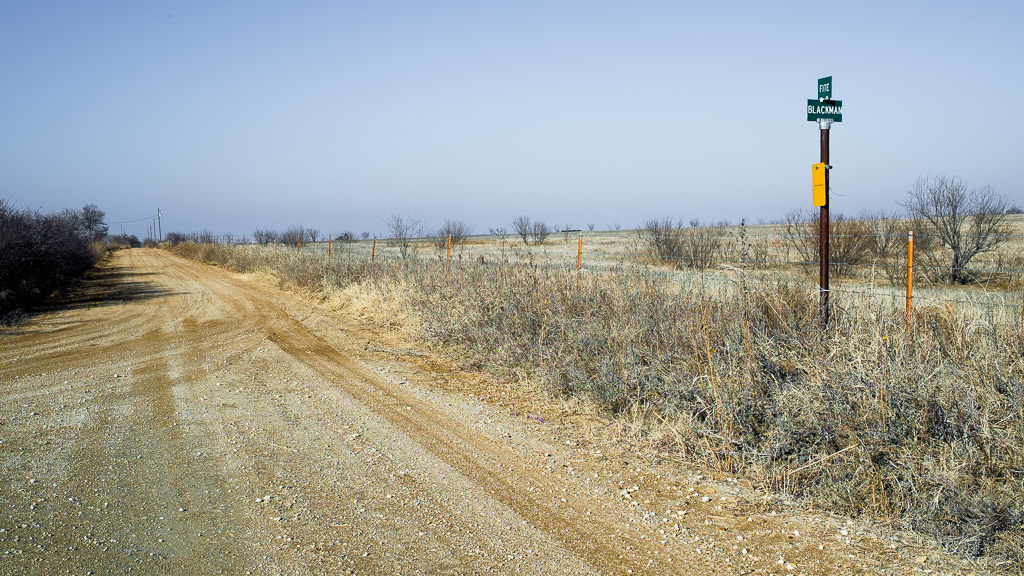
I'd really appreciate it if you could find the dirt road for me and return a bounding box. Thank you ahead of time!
[0,249,977,575]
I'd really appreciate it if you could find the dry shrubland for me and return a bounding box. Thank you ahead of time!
[0,200,102,321]
[168,238,1024,567]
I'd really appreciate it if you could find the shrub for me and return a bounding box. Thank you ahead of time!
[430,219,473,251]
[782,208,873,277]
[0,200,99,320]
[640,218,726,270]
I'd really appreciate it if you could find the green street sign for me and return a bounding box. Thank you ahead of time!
[818,76,832,100]
[807,99,842,122]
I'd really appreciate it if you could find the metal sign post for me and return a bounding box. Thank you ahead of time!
[807,76,842,326]
[818,120,831,326]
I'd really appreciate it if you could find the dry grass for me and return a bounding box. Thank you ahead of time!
[168,236,1024,568]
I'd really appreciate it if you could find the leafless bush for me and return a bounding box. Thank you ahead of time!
[737,218,775,269]
[640,218,725,270]
[859,210,907,286]
[0,200,99,320]
[431,219,473,250]
[165,232,188,245]
[641,217,683,264]
[530,220,551,245]
[253,229,277,246]
[279,226,311,246]
[385,214,424,259]
[781,209,873,277]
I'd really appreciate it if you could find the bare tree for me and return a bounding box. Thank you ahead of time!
[280,226,306,245]
[511,215,532,245]
[587,223,595,232]
[80,204,108,241]
[253,229,277,245]
[385,214,424,259]
[901,175,1012,284]
[306,228,320,243]
[361,231,371,240]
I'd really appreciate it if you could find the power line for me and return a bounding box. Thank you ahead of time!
[108,214,158,225]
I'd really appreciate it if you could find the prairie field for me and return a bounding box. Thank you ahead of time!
[168,216,1024,567]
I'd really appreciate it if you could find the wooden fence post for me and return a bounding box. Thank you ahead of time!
[577,231,583,271]
[445,235,452,274]
[371,238,376,262]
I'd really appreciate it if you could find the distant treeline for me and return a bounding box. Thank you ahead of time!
[0,200,105,321]
[164,227,368,246]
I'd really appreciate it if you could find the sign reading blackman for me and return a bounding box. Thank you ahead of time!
[807,99,843,122]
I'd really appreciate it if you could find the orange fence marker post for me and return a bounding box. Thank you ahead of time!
[445,235,452,273]
[371,238,376,262]
[577,231,583,271]
[906,231,914,331]
[328,236,332,258]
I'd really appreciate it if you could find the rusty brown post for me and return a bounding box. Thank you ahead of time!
[906,230,914,331]
[819,122,830,327]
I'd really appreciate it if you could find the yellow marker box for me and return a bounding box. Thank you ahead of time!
[812,163,827,206]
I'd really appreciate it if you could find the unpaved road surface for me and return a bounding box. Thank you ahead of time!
[1,249,981,575]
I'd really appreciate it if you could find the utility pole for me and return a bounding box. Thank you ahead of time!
[157,208,162,242]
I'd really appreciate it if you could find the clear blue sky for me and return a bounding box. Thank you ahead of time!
[2,1,1022,238]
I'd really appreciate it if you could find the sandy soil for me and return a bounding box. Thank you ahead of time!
[0,248,985,575]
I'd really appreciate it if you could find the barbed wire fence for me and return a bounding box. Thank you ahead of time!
[161,224,1024,317]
